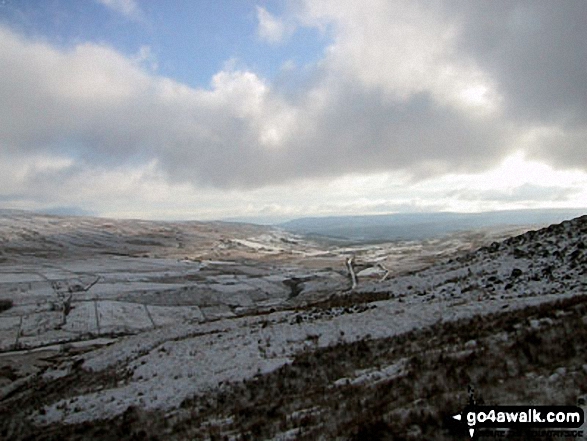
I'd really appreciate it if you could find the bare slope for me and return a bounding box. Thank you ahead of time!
[0,209,272,262]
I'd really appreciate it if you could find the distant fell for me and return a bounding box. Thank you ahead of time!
[280,209,586,243]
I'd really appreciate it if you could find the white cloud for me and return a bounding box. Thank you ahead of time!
[132,45,158,71]
[256,6,287,44]
[95,0,142,20]
[298,0,502,113]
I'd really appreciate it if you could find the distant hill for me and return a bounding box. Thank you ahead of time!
[280,209,587,243]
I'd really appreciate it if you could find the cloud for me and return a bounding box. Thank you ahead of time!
[296,0,587,167]
[256,6,287,44]
[95,0,142,20]
[436,1,587,167]
[299,1,498,108]
[1,0,587,218]
[132,45,158,71]
[445,2,587,120]
[453,184,578,204]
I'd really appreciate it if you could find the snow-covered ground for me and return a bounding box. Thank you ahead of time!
[0,210,585,437]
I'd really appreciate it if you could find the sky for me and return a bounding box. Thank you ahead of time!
[0,0,586,222]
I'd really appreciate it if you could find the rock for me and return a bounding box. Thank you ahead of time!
[407,424,422,438]
[464,340,477,349]
[510,268,523,278]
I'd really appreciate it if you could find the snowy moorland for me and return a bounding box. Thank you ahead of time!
[0,210,586,439]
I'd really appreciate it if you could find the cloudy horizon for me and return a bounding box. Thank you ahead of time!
[1,1,586,222]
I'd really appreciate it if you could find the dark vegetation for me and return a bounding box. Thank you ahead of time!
[306,290,390,309]
[4,294,587,440]
[0,299,13,313]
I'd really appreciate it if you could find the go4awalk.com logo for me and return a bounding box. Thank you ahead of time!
[452,405,584,438]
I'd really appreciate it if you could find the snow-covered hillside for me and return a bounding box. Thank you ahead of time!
[0,211,585,439]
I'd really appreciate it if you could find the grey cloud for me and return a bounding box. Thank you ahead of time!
[304,86,512,175]
[159,86,512,187]
[440,1,587,166]
[452,183,579,203]
[448,1,587,122]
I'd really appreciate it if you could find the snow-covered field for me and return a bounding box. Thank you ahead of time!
[0,210,585,439]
